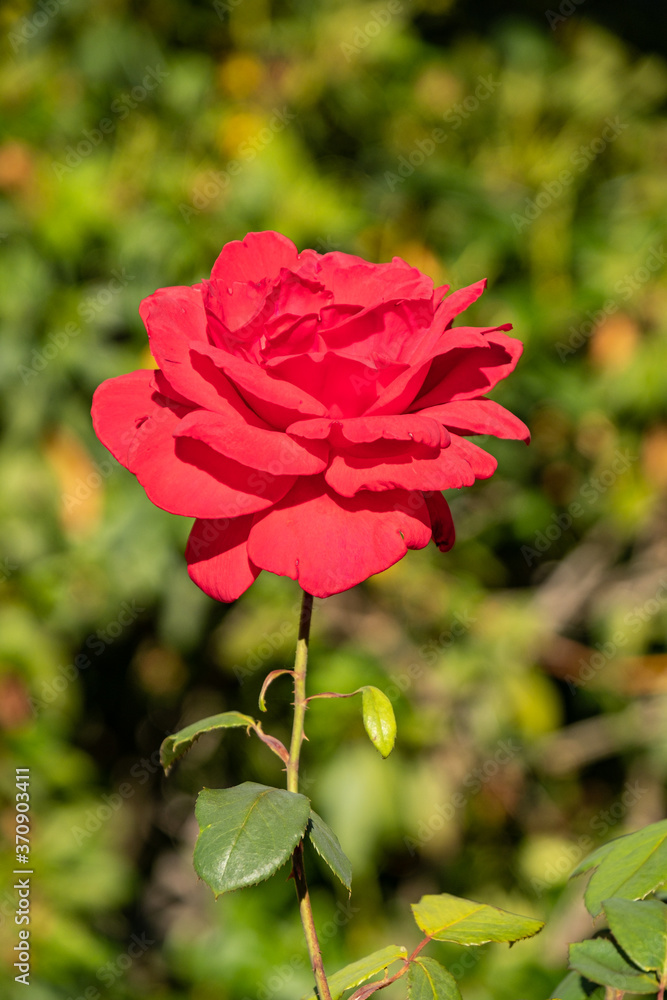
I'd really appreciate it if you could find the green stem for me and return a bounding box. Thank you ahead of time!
[288,591,332,1000]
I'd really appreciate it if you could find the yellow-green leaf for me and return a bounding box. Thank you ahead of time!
[360,685,396,758]
[302,945,407,1000]
[160,711,256,772]
[411,893,544,946]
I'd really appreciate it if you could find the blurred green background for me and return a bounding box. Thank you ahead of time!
[1,0,667,997]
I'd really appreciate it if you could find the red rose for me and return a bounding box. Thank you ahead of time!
[92,231,528,600]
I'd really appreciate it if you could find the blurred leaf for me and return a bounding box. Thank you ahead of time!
[407,957,462,1000]
[411,893,544,945]
[194,782,310,896]
[603,898,667,977]
[569,938,659,994]
[571,820,667,917]
[308,809,352,891]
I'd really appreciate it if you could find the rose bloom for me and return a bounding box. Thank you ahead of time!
[92,231,528,600]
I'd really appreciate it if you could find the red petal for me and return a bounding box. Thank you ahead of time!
[190,341,327,428]
[91,370,158,472]
[174,410,329,475]
[247,478,431,597]
[417,398,530,442]
[211,231,300,283]
[324,438,477,497]
[287,414,448,448]
[128,399,295,518]
[424,492,456,552]
[410,332,524,409]
[186,516,260,602]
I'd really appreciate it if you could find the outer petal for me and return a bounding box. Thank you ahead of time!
[416,398,530,442]
[91,369,158,472]
[247,478,432,598]
[403,280,488,365]
[211,231,300,284]
[174,410,329,476]
[287,414,448,449]
[424,492,456,552]
[325,439,477,497]
[410,332,524,409]
[186,516,260,603]
[127,399,295,518]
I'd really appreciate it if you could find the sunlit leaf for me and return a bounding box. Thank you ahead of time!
[407,957,462,1000]
[194,782,310,896]
[302,945,407,1000]
[160,711,256,771]
[411,893,544,946]
[360,685,396,758]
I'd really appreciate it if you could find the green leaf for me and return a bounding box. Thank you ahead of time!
[548,970,605,1000]
[308,810,352,892]
[194,782,310,896]
[411,893,544,946]
[407,957,462,1000]
[302,945,407,1000]
[603,897,667,977]
[360,685,396,758]
[569,938,659,994]
[570,819,667,917]
[160,711,256,771]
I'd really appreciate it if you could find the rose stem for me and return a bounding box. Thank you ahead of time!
[287,590,332,1000]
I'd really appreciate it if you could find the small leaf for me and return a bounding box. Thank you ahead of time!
[411,893,544,946]
[569,938,659,994]
[259,669,293,712]
[302,945,407,1000]
[408,957,462,1000]
[160,711,256,772]
[548,970,605,1000]
[308,810,352,892]
[570,819,667,917]
[603,897,667,977]
[360,685,396,758]
[194,782,310,896]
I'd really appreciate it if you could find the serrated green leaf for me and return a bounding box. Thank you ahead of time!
[570,819,667,917]
[160,711,256,771]
[569,938,659,994]
[302,945,407,1000]
[308,810,352,892]
[408,957,462,1000]
[360,685,396,758]
[412,893,544,946]
[194,782,310,896]
[603,897,667,977]
[548,970,605,1000]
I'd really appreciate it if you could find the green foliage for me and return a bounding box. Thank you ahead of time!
[603,898,667,977]
[568,938,659,994]
[407,957,463,1000]
[571,820,667,916]
[160,710,257,770]
[194,782,311,895]
[411,893,544,946]
[302,945,408,1000]
[359,685,397,758]
[307,809,353,892]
